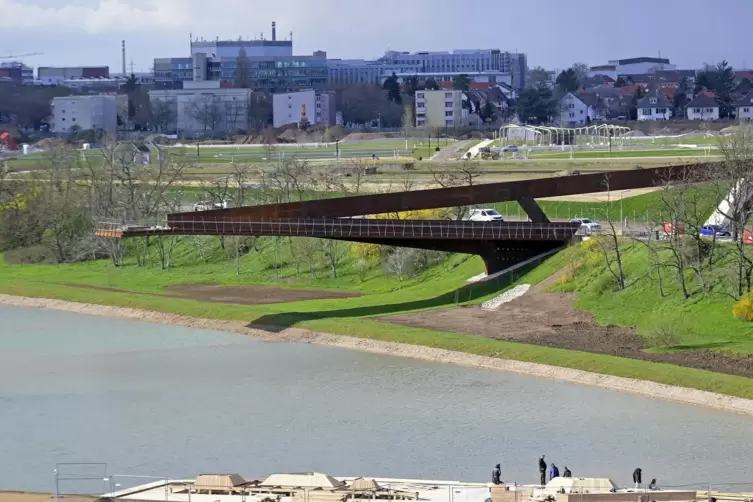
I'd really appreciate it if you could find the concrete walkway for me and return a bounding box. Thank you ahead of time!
[430,139,476,161]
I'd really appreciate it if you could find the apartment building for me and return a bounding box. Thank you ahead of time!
[148,82,253,136]
[272,89,336,128]
[51,95,118,135]
[415,90,464,129]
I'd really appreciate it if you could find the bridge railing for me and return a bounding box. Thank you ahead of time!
[161,217,581,241]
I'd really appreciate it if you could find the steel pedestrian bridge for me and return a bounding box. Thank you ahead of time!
[96,163,709,273]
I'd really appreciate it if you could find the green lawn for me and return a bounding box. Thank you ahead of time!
[494,183,720,222]
[527,148,719,160]
[556,242,753,354]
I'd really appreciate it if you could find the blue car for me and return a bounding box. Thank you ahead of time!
[699,225,731,237]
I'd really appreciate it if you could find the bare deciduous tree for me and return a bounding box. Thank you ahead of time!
[713,124,753,297]
[385,247,416,281]
[185,95,223,135]
[151,98,176,133]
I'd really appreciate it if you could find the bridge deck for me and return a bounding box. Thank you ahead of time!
[96,219,581,242]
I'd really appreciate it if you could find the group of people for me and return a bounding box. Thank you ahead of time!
[538,455,572,485]
[633,468,659,490]
[492,458,656,490]
[490,455,573,486]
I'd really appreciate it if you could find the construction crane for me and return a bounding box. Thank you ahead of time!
[0,52,43,60]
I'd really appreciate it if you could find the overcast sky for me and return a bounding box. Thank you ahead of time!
[2,0,751,73]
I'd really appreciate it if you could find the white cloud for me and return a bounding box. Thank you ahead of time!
[1,0,196,33]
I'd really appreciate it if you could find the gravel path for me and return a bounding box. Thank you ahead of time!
[2,294,753,416]
[481,284,531,310]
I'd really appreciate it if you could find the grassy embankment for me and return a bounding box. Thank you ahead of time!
[4,186,753,399]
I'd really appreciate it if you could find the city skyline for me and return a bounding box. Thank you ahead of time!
[3,0,753,72]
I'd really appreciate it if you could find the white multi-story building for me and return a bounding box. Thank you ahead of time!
[383,50,526,87]
[327,59,421,86]
[51,95,118,135]
[148,82,253,135]
[272,89,336,128]
[331,49,526,89]
[636,95,673,121]
[415,90,465,129]
[686,94,719,120]
[589,57,677,79]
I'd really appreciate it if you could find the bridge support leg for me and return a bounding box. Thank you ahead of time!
[516,197,550,223]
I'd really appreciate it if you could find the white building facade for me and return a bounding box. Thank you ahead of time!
[590,57,677,79]
[558,93,589,126]
[149,84,253,136]
[735,92,753,120]
[272,89,336,128]
[415,90,464,129]
[51,95,118,135]
[382,49,527,88]
[686,95,720,120]
[636,96,673,121]
[327,59,421,86]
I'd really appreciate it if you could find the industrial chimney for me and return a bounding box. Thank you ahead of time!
[272,21,277,41]
[121,40,126,75]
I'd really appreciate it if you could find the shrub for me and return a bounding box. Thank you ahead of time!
[733,294,753,321]
[644,321,682,349]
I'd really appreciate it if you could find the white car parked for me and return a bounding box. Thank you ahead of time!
[193,200,230,212]
[570,217,602,235]
[468,208,504,222]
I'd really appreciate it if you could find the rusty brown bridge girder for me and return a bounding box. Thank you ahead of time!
[169,163,708,224]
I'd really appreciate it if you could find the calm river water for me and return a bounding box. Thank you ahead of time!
[1,305,752,493]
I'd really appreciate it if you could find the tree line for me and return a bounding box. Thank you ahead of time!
[588,124,753,309]
[0,145,486,282]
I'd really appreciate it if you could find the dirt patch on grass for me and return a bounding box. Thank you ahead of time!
[164,283,360,305]
[541,187,662,203]
[57,282,359,306]
[378,274,753,379]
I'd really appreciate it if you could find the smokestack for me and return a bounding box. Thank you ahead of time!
[121,40,126,75]
[272,21,276,41]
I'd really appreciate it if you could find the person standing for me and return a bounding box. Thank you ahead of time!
[492,464,502,485]
[539,455,547,486]
[550,463,560,481]
[563,467,572,478]
[632,468,642,488]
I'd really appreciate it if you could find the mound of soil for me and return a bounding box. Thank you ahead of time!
[378,273,753,378]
